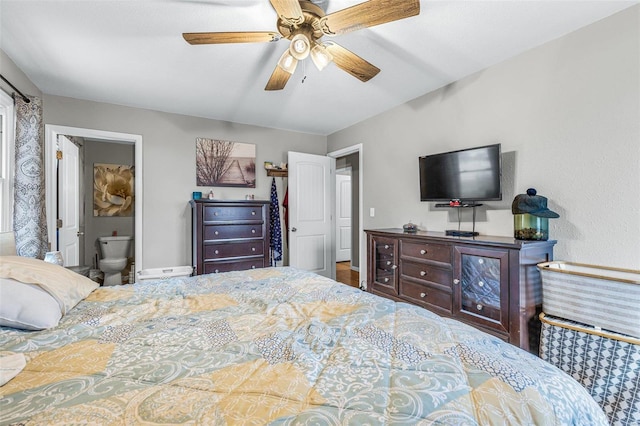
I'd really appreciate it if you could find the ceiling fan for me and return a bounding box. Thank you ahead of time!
[183,0,420,90]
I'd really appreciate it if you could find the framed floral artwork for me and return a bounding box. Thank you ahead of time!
[196,138,256,187]
[93,163,134,216]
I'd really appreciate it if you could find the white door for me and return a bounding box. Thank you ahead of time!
[288,151,335,279]
[58,135,80,266]
[335,172,351,262]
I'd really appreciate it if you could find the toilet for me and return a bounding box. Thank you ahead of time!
[98,236,133,286]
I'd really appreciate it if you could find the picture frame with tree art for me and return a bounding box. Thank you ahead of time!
[196,138,256,188]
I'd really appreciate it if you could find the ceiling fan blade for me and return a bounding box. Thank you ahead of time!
[321,0,420,35]
[265,65,293,91]
[183,31,280,45]
[269,0,304,25]
[324,43,380,82]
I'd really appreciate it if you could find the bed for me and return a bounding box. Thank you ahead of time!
[0,256,608,425]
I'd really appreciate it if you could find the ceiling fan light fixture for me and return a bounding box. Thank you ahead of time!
[289,33,311,60]
[310,43,333,71]
[277,50,298,74]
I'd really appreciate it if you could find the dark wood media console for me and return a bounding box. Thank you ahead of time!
[366,228,555,353]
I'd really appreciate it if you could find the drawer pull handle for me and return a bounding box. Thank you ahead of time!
[251,211,256,215]
[251,265,256,269]
[478,258,484,264]
[386,260,391,266]
[453,278,460,285]
[476,304,483,311]
[384,245,390,249]
[391,265,397,270]
[251,229,256,234]
[420,249,427,255]
[420,292,426,298]
[478,281,484,287]
[214,250,219,255]
[420,271,427,276]
[214,269,220,273]
[214,212,219,216]
[214,231,219,236]
[252,247,256,252]
[384,277,389,283]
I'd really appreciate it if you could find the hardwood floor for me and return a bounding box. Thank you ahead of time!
[336,261,360,288]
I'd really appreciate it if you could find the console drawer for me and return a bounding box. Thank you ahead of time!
[400,279,452,314]
[401,261,452,287]
[401,241,451,264]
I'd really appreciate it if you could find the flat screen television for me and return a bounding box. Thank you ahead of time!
[419,143,502,202]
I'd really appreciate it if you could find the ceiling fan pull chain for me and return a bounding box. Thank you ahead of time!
[301,60,307,84]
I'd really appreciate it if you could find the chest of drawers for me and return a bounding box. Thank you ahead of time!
[191,200,270,275]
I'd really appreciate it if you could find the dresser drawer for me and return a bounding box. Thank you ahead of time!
[204,241,265,260]
[204,224,263,240]
[400,279,452,314]
[204,258,265,274]
[401,241,451,264]
[401,261,452,288]
[203,205,264,222]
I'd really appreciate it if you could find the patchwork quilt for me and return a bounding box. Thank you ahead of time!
[0,267,607,425]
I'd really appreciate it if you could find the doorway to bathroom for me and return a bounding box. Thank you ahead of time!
[45,125,143,282]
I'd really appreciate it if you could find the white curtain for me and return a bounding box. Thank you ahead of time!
[13,95,48,258]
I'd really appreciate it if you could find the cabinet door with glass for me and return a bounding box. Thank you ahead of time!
[453,246,510,336]
[369,235,399,297]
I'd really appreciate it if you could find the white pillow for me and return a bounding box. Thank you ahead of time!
[0,255,98,315]
[0,277,62,330]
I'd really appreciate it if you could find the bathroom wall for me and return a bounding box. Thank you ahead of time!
[84,139,135,268]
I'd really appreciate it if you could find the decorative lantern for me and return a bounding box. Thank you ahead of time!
[512,188,559,241]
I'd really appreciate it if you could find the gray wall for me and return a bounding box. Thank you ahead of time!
[0,50,41,98]
[328,6,640,270]
[83,139,135,267]
[42,96,327,270]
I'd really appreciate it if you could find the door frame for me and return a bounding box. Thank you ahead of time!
[327,143,364,287]
[335,167,352,263]
[45,125,143,271]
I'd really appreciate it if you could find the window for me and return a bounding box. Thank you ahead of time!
[0,90,15,232]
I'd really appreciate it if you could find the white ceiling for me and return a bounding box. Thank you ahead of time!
[1,0,636,135]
